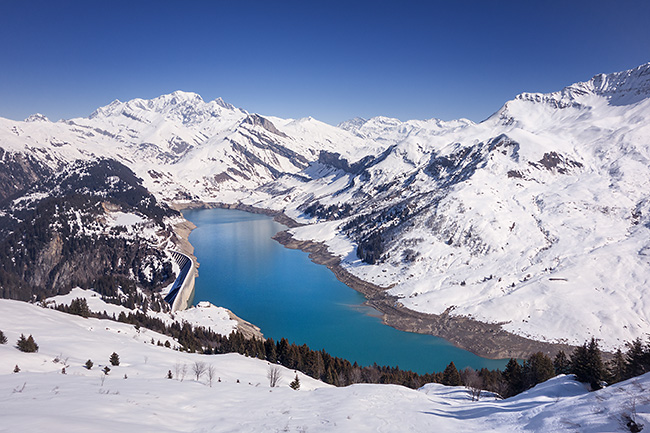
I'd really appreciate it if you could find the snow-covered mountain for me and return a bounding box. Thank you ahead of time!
[0,91,385,203]
[2,63,650,352]
[246,62,650,351]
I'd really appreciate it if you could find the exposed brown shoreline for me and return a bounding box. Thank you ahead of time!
[172,200,578,360]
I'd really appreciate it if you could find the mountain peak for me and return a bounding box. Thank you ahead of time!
[514,62,650,109]
[489,62,650,126]
[24,113,50,122]
[151,91,204,107]
[338,117,368,132]
[213,97,236,111]
[85,92,246,125]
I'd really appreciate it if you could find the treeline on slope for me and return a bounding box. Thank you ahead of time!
[60,300,650,396]
[0,158,177,302]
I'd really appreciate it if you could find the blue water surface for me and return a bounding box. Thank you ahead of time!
[185,208,507,374]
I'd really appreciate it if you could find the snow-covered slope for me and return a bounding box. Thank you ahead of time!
[1,299,648,432]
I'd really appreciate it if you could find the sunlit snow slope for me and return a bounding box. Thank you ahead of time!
[1,299,649,433]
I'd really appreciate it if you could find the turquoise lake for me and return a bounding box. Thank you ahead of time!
[185,208,508,374]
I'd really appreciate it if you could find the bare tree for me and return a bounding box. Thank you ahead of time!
[461,367,483,401]
[337,372,348,387]
[193,361,207,382]
[180,363,188,382]
[207,364,216,387]
[349,367,362,384]
[174,361,182,381]
[267,365,282,388]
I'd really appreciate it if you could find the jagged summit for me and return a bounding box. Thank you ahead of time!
[572,61,650,105]
[513,62,650,109]
[488,62,650,127]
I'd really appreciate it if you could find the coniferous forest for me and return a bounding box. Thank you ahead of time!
[56,299,650,398]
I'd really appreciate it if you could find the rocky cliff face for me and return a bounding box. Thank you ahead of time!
[0,148,54,203]
[0,158,177,303]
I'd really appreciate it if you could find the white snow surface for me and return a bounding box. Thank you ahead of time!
[46,288,239,337]
[1,299,649,432]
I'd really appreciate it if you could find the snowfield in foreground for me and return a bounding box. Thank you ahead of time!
[1,300,648,432]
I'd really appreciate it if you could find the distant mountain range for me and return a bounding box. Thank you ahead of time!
[1,62,649,350]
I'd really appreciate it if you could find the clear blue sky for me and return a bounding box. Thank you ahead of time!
[1,0,648,125]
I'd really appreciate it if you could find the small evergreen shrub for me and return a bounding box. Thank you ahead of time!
[85,359,94,370]
[110,352,120,366]
[0,330,7,345]
[290,374,301,390]
[16,334,38,353]
[102,366,111,375]
[13,365,20,373]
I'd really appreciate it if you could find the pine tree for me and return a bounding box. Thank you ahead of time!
[13,364,20,373]
[571,338,604,390]
[110,352,120,366]
[0,329,7,345]
[264,338,277,363]
[16,334,38,353]
[290,374,301,390]
[502,358,524,397]
[553,350,571,375]
[608,349,627,384]
[441,362,462,386]
[586,337,605,390]
[69,298,91,318]
[85,359,94,370]
[524,352,555,388]
[625,338,648,378]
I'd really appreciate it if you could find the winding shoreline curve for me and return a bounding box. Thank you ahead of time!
[171,200,578,360]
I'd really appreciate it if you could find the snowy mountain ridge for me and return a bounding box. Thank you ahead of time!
[510,62,650,110]
[243,63,650,351]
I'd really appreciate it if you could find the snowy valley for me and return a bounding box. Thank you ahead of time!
[1,63,650,431]
[3,63,649,350]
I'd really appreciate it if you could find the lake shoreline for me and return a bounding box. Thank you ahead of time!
[172,200,576,360]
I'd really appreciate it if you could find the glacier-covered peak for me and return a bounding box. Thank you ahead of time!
[85,91,246,126]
